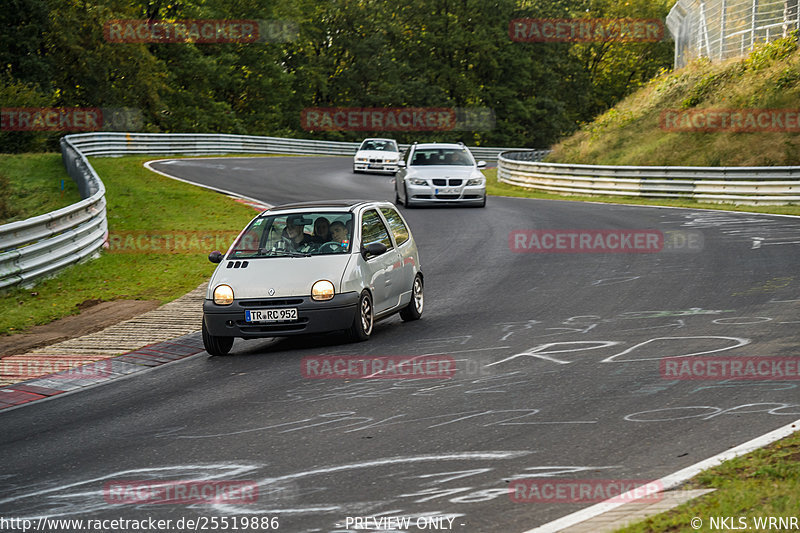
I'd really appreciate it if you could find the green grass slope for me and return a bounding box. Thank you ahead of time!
[548,36,800,167]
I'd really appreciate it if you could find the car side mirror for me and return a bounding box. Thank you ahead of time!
[477,161,487,169]
[208,250,223,263]
[361,242,387,259]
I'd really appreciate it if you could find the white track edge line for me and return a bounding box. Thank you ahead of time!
[523,417,800,533]
[143,159,273,209]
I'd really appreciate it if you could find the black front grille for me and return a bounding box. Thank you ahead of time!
[448,179,463,186]
[435,194,461,200]
[432,179,447,186]
[238,319,309,333]
[239,298,305,308]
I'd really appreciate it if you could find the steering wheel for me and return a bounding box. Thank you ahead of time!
[317,241,344,253]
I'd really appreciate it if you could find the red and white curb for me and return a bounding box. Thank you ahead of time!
[0,333,206,411]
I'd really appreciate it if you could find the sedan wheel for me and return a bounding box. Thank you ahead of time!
[348,291,374,341]
[400,275,423,321]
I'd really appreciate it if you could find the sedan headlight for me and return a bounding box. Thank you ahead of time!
[409,178,428,186]
[213,284,234,305]
[311,280,335,301]
[466,177,484,186]
[356,157,368,162]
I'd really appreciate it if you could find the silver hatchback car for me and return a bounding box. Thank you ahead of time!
[202,200,424,355]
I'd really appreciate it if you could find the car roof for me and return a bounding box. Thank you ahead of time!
[264,199,388,212]
[360,138,396,143]
[412,143,466,150]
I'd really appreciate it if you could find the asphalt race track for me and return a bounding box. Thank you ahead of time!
[2,155,800,532]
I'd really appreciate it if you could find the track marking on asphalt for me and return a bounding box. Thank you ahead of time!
[143,159,273,209]
[523,417,800,533]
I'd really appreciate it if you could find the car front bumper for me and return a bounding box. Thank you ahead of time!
[354,161,399,173]
[406,184,486,204]
[203,292,359,338]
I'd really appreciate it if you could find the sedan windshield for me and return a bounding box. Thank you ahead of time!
[410,148,473,166]
[359,140,398,152]
[228,212,354,259]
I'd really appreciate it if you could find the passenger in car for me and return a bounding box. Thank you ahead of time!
[330,221,349,244]
[312,217,332,243]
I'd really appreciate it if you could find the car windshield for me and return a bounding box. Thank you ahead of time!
[360,140,398,152]
[227,211,354,259]
[410,148,473,166]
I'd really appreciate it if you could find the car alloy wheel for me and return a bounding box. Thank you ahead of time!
[348,291,373,341]
[400,275,423,321]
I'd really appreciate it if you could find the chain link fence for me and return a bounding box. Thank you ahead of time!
[667,0,800,68]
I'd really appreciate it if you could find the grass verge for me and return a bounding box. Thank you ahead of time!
[0,155,258,336]
[615,429,800,532]
[484,168,800,217]
[0,153,81,223]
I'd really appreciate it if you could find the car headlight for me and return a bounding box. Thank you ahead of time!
[409,178,427,186]
[356,157,368,162]
[311,280,335,301]
[213,284,234,305]
[466,177,484,186]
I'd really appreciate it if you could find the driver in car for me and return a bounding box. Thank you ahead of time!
[282,216,315,252]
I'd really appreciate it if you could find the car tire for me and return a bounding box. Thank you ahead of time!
[347,291,374,342]
[477,195,486,208]
[399,275,424,321]
[353,166,361,174]
[202,320,234,356]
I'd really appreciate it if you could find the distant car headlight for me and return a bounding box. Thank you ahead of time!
[213,284,234,305]
[356,157,368,162]
[466,177,484,186]
[311,280,335,301]
[409,178,427,186]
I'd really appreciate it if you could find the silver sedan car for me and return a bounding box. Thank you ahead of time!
[202,200,424,355]
[394,142,487,207]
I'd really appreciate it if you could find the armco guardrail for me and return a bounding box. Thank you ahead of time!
[1,132,538,288]
[0,137,107,289]
[65,132,523,162]
[498,151,800,205]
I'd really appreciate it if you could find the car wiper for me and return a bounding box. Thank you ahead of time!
[270,249,312,257]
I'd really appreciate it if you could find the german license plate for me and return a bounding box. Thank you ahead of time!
[245,308,298,323]
[435,187,458,194]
